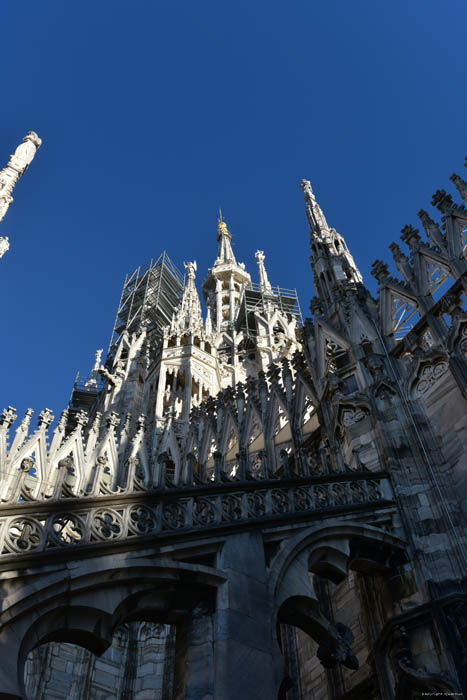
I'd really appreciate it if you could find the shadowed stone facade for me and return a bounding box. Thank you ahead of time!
[0,145,466,699]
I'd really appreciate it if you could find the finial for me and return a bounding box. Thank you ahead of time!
[450,173,467,202]
[217,210,230,239]
[85,348,103,388]
[300,179,314,200]
[93,349,103,371]
[300,178,329,235]
[431,189,455,214]
[255,250,272,292]
[400,225,421,251]
[371,260,389,284]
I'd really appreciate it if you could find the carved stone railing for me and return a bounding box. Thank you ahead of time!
[0,472,392,560]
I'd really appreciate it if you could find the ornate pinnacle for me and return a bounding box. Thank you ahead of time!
[0,131,42,231]
[255,250,273,292]
[400,225,421,250]
[75,410,88,429]
[217,210,231,239]
[371,260,389,284]
[106,412,120,430]
[86,348,104,388]
[300,179,329,236]
[417,209,445,249]
[90,411,102,432]
[389,242,408,263]
[56,409,69,431]
[38,408,54,429]
[215,212,236,265]
[184,260,197,280]
[431,189,455,214]
[450,173,467,202]
[0,406,17,427]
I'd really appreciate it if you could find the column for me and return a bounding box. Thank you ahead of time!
[212,532,284,699]
[173,605,214,700]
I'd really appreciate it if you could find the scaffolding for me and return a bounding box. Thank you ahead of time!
[236,281,303,339]
[108,252,184,358]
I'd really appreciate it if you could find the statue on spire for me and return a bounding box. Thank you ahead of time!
[255,250,273,293]
[215,211,236,265]
[85,349,104,388]
[300,178,363,303]
[0,131,42,258]
[300,179,329,237]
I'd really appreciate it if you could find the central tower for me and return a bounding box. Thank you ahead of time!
[68,213,302,480]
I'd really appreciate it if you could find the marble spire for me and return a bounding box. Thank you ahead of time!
[255,250,273,293]
[0,131,42,258]
[215,210,236,265]
[172,261,203,333]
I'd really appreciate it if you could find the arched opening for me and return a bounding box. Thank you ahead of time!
[271,525,408,700]
[20,578,218,700]
[24,622,177,700]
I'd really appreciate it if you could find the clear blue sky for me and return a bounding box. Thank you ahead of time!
[1,0,466,424]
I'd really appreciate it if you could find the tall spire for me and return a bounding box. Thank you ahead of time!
[300,179,362,311]
[255,250,273,293]
[85,349,103,388]
[300,179,330,239]
[0,131,42,258]
[215,211,236,265]
[171,261,203,334]
[202,211,251,331]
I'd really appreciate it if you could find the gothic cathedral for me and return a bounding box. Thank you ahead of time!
[0,133,466,700]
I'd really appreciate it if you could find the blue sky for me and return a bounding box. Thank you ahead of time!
[1,0,466,423]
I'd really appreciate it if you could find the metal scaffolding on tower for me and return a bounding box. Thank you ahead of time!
[108,252,184,358]
[236,281,303,339]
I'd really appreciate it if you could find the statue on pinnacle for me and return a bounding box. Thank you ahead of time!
[0,131,42,258]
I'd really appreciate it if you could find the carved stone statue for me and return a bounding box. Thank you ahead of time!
[184,260,197,279]
[255,250,273,293]
[0,132,42,225]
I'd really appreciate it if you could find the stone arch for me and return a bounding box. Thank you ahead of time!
[269,522,406,687]
[111,583,214,629]
[277,594,358,671]
[0,559,225,699]
[17,605,113,699]
[269,520,406,608]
